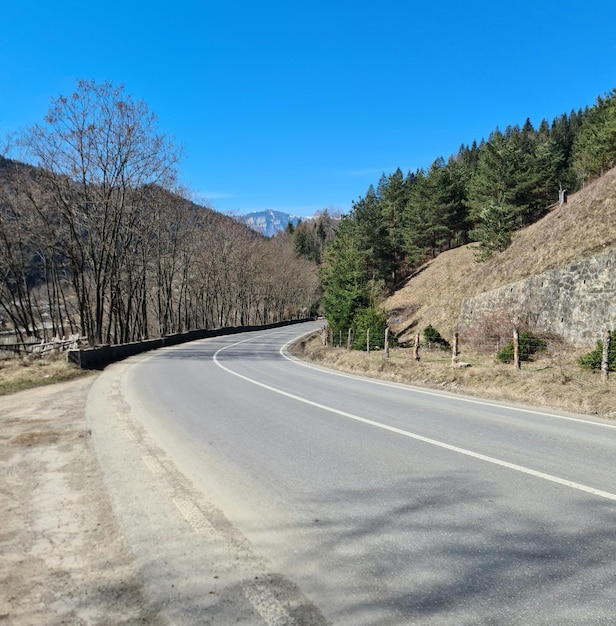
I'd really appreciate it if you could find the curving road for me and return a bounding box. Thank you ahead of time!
[88,321,616,625]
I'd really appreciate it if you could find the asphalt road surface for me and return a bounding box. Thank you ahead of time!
[88,321,616,625]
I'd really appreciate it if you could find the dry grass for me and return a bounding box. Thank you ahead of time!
[291,334,616,420]
[0,354,94,396]
[385,167,616,343]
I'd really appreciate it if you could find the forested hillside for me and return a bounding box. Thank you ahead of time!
[0,81,320,346]
[385,165,616,342]
[319,88,616,344]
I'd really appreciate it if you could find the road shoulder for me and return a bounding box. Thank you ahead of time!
[0,375,162,625]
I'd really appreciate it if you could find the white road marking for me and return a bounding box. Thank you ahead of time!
[281,335,616,430]
[213,337,616,502]
[172,497,216,535]
[141,454,165,474]
[243,583,297,626]
[174,493,296,625]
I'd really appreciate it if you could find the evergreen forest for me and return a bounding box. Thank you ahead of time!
[317,88,616,339]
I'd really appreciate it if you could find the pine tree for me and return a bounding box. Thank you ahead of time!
[572,90,616,182]
[471,202,515,261]
[319,222,370,335]
[377,168,406,285]
[400,168,432,265]
[349,185,393,285]
[533,130,566,209]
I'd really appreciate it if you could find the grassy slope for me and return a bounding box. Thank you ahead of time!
[0,354,94,396]
[385,166,616,342]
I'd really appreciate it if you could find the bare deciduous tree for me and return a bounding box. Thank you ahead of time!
[20,79,181,345]
[2,80,320,348]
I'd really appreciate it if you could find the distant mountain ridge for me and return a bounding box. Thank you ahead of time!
[235,209,306,237]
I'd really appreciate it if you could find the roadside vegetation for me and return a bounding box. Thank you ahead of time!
[578,329,616,372]
[0,354,93,396]
[290,332,616,419]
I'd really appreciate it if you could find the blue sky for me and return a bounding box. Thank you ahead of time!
[2,1,615,218]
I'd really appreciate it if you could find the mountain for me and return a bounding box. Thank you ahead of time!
[235,210,305,237]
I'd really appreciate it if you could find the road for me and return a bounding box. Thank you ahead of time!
[88,321,616,625]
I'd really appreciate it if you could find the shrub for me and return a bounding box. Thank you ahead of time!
[496,331,547,363]
[423,324,451,351]
[578,329,616,371]
[462,307,517,354]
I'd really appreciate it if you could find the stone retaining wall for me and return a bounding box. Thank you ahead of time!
[458,249,616,347]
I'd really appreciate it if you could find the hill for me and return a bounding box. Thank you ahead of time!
[294,169,616,418]
[385,167,616,344]
[0,157,318,345]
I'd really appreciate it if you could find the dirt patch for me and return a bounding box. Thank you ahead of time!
[0,376,163,625]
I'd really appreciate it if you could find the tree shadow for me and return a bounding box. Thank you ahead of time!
[263,471,616,624]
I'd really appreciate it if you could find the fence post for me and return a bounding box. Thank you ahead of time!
[601,329,610,381]
[451,332,459,365]
[413,333,420,361]
[513,328,521,370]
[385,327,390,358]
[347,328,352,351]
[366,328,370,353]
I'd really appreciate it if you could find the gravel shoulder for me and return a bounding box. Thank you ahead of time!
[0,375,162,625]
[1,355,326,626]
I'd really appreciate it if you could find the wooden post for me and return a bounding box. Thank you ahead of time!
[413,333,420,361]
[366,328,370,353]
[513,328,521,370]
[385,327,390,358]
[347,328,352,351]
[451,332,459,366]
[601,329,610,381]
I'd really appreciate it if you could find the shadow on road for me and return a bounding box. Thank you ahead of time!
[262,471,616,624]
